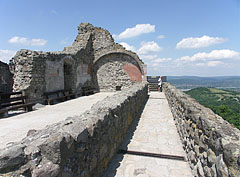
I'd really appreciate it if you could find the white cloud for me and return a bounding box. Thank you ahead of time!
[176,49,240,63]
[138,41,162,54]
[153,57,172,63]
[119,42,136,52]
[115,24,155,39]
[8,36,28,45]
[176,35,227,49]
[139,54,158,60]
[207,61,224,67]
[195,63,205,66]
[8,36,47,46]
[31,39,47,46]
[157,35,165,39]
[0,49,16,63]
[152,63,159,66]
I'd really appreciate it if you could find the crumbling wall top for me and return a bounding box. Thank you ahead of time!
[66,22,144,65]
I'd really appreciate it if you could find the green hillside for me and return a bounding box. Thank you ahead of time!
[185,87,240,129]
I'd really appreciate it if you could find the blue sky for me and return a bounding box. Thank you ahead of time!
[0,0,240,76]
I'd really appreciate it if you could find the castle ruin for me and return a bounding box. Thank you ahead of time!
[10,23,146,102]
[1,23,239,177]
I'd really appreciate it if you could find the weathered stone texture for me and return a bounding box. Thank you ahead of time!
[94,53,143,91]
[11,23,145,101]
[11,50,46,102]
[11,33,94,102]
[163,83,240,177]
[0,61,13,93]
[0,83,148,177]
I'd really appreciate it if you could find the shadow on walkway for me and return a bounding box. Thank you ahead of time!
[102,95,149,177]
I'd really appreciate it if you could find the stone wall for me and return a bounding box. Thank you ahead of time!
[0,83,148,177]
[71,23,146,92]
[11,23,145,101]
[11,37,93,102]
[0,61,12,93]
[94,53,143,91]
[163,83,240,177]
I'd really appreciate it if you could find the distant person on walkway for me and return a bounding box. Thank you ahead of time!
[158,76,162,92]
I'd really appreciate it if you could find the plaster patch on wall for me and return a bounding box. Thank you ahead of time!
[123,63,142,82]
[45,60,64,92]
[76,63,91,88]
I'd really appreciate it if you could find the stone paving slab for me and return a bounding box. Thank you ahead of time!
[103,92,193,177]
[0,92,114,149]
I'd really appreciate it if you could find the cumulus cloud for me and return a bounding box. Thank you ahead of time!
[119,42,136,52]
[157,35,165,39]
[195,63,205,66]
[0,49,16,63]
[8,36,47,46]
[139,54,158,60]
[207,61,224,67]
[138,41,162,54]
[152,63,159,66]
[176,49,240,63]
[149,58,172,69]
[153,57,172,63]
[176,35,227,49]
[115,24,155,39]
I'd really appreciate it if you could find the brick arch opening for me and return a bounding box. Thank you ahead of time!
[93,53,143,92]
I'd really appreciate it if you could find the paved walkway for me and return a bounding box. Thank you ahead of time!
[103,92,192,177]
[0,92,114,150]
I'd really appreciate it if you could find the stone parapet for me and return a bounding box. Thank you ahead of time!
[163,83,240,177]
[0,83,148,177]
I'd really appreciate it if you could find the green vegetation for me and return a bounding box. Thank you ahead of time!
[185,87,240,130]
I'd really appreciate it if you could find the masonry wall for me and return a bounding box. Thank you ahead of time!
[12,47,93,102]
[0,61,12,93]
[11,50,46,102]
[0,83,148,177]
[163,83,240,177]
[94,53,143,92]
[45,59,64,92]
[11,23,145,101]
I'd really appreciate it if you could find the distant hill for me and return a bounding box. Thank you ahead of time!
[167,76,240,92]
[185,87,240,129]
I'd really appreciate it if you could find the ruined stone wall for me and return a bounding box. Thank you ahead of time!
[11,23,144,101]
[12,36,93,102]
[12,50,46,102]
[163,83,240,177]
[12,50,76,102]
[94,53,143,91]
[72,35,94,92]
[68,22,145,91]
[45,59,64,92]
[0,61,12,93]
[0,83,148,177]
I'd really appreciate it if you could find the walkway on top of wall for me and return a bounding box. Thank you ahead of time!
[103,92,193,177]
[0,92,115,150]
